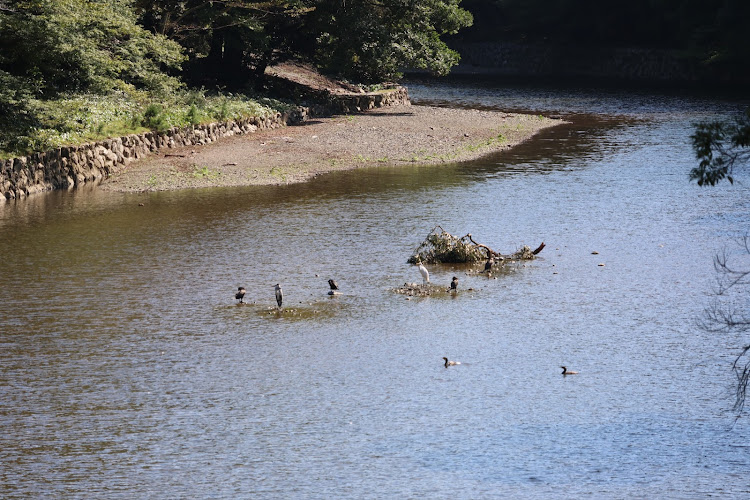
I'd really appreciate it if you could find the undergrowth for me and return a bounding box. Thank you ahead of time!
[1,89,293,159]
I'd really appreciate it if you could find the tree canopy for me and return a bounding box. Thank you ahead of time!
[0,0,474,96]
[0,0,185,96]
[131,0,473,85]
[134,0,315,87]
[0,0,186,152]
[309,0,473,82]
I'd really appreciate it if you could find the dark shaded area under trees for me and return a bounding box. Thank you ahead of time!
[453,0,750,82]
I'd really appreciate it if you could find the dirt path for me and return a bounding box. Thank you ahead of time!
[100,105,560,192]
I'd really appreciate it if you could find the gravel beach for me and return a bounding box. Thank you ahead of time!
[100,104,561,192]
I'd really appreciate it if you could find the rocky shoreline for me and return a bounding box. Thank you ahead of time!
[1,71,563,199]
[0,86,411,201]
[99,105,561,193]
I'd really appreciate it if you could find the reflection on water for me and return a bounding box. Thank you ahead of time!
[2,79,750,498]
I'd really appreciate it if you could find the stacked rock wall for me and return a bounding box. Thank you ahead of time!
[1,87,410,201]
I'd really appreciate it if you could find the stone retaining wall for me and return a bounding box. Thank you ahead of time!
[1,86,410,202]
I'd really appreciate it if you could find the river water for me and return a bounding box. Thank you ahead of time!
[1,78,749,498]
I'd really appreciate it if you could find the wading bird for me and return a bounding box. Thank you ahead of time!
[561,366,579,375]
[484,255,495,274]
[275,284,283,309]
[443,357,461,367]
[450,276,458,292]
[418,261,430,284]
[235,286,246,303]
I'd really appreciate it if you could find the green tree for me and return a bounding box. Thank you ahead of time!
[136,0,472,86]
[309,0,473,82]
[0,0,185,153]
[135,0,314,88]
[0,0,185,96]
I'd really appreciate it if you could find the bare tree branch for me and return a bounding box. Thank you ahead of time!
[701,236,750,416]
[733,345,750,414]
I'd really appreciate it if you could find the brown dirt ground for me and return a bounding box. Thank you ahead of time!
[264,60,367,94]
[100,104,561,193]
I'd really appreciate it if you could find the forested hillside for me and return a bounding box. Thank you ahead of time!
[454,0,749,80]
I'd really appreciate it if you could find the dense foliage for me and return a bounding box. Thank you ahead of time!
[134,0,315,87]
[0,0,186,154]
[0,0,184,95]
[131,0,472,85]
[309,0,472,82]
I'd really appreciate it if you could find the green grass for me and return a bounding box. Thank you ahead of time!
[269,167,287,182]
[191,165,220,180]
[463,133,506,153]
[1,89,294,159]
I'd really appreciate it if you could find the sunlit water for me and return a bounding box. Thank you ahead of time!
[1,78,749,498]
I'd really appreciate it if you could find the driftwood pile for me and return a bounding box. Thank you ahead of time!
[407,226,544,265]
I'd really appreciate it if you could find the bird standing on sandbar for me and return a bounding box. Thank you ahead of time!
[275,284,283,309]
[235,286,246,303]
[450,276,458,292]
[418,261,430,284]
[484,255,495,274]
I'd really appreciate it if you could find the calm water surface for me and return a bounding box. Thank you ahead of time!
[1,79,749,498]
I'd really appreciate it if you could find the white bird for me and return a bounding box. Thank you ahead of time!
[561,366,579,375]
[443,357,461,367]
[418,261,430,284]
[275,283,283,308]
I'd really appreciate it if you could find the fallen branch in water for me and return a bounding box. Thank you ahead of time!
[407,226,544,264]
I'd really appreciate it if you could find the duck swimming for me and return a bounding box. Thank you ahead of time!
[443,357,461,367]
[561,366,579,375]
